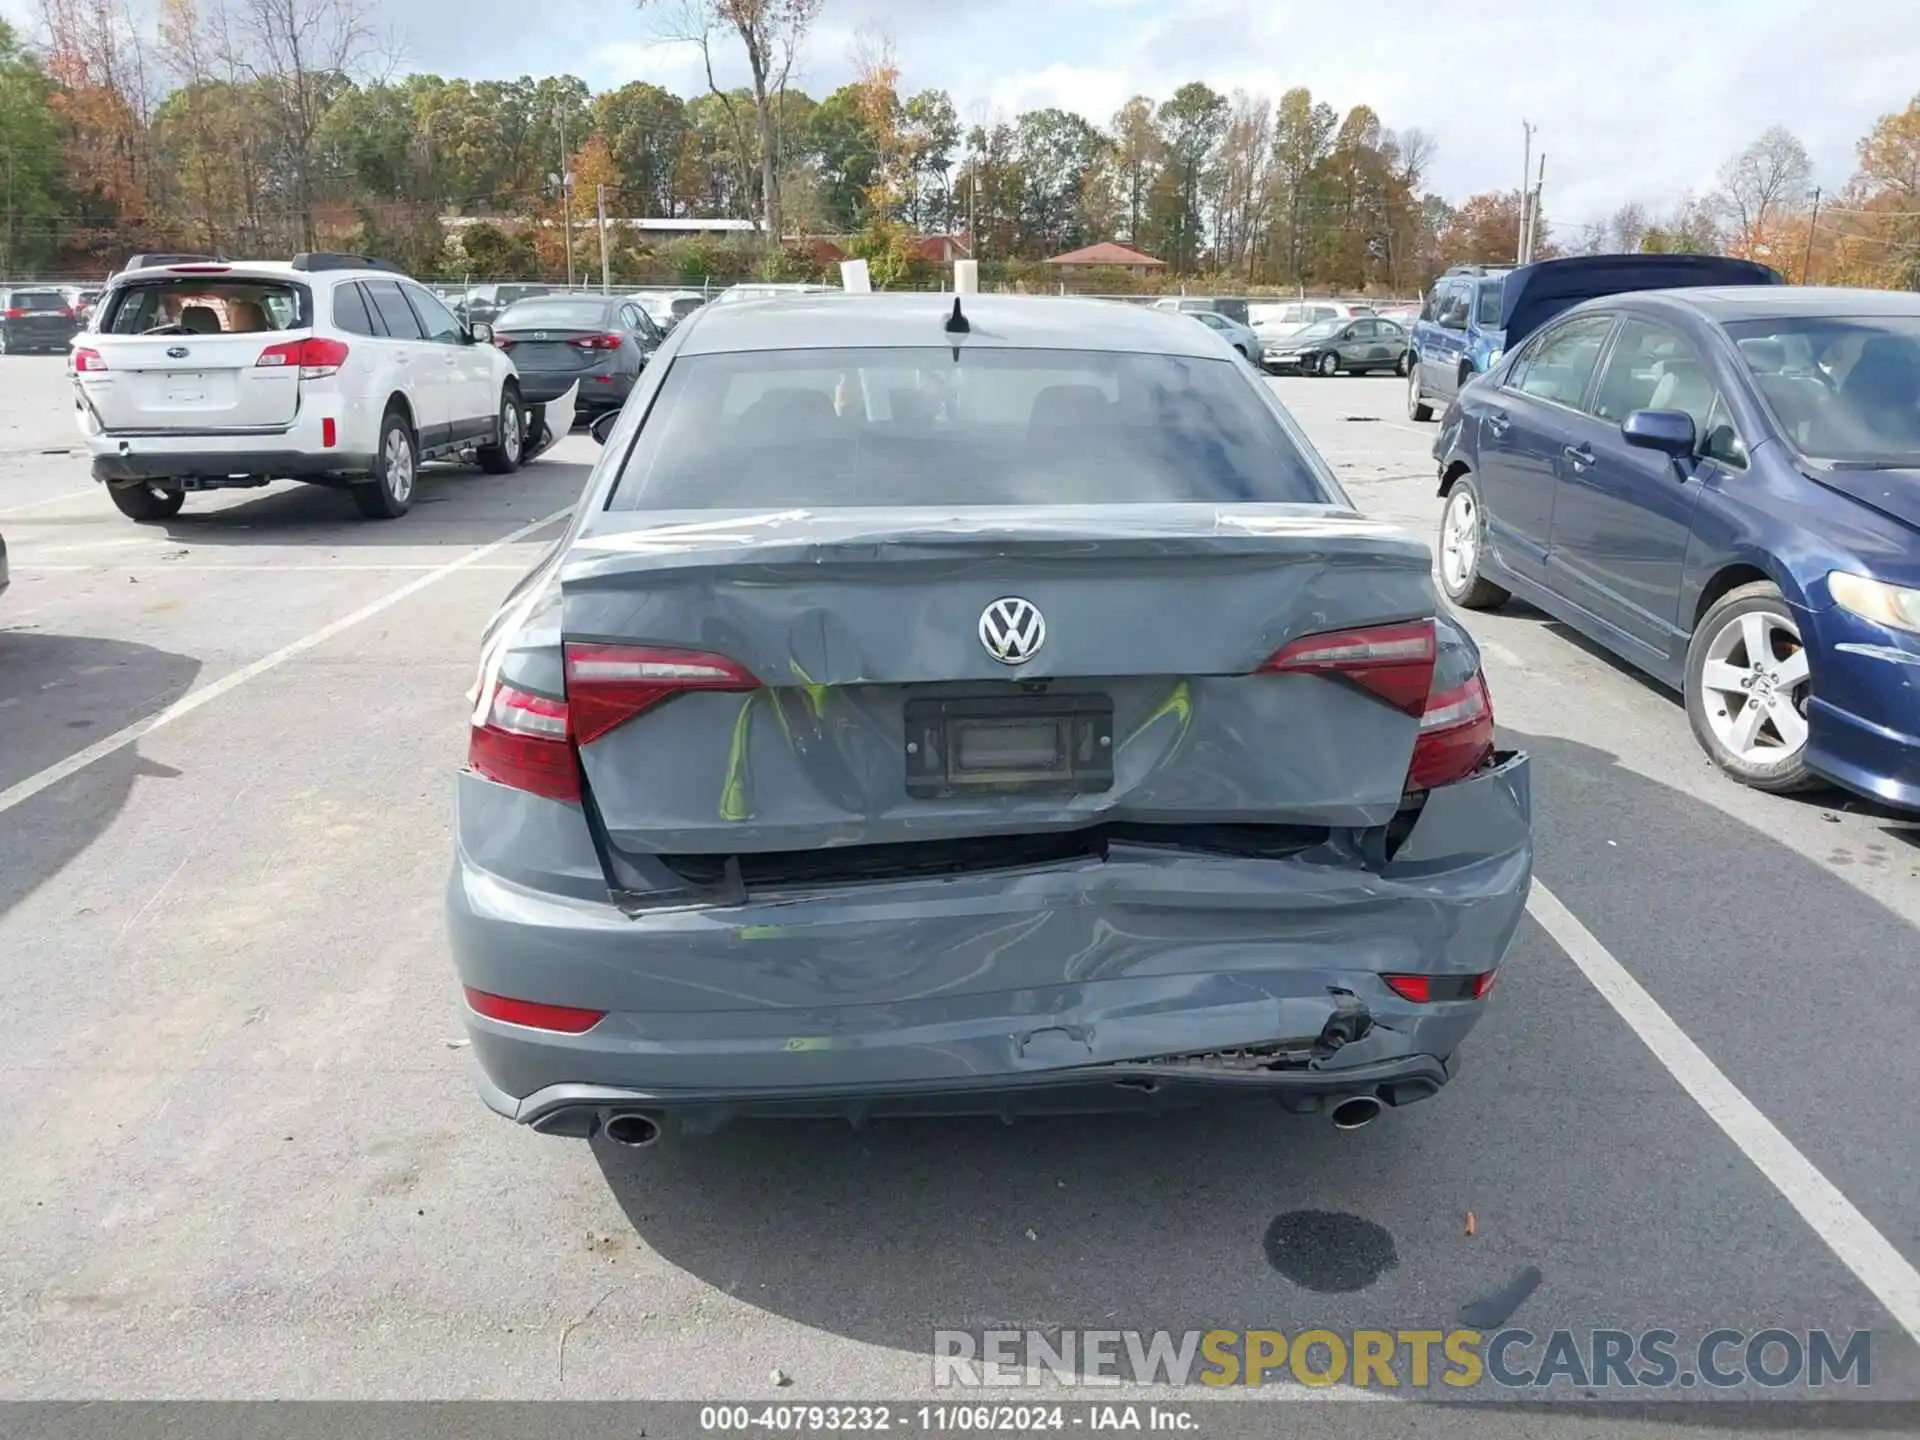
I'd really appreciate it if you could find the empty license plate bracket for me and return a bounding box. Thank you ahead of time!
[904,694,1114,798]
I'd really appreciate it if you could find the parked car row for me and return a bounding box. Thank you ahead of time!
[1411,252,1918,813]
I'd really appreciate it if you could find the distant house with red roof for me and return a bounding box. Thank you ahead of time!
[1043,242,1166,278]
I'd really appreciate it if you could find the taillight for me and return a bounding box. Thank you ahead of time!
[167,264,231,274]
[1408,672,1495,790]
[2,308,22,320]
[1258,618,1495,790]
[494,336,518,351]
[463,986,605,1034]
[73,347,106,372]
[565,642,760,745]
[256,335,349,379]
[1258,620,1436,714]
[1382,970,1499,1003]
[568,333,623,351]
[467,683,579,802]
[54,306,72,318]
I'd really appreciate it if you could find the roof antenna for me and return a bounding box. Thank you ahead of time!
[944,296,969,335]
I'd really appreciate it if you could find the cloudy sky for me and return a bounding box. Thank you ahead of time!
[9,0,1918,231]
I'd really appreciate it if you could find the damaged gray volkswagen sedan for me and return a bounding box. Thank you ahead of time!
[446,293,1532,1144]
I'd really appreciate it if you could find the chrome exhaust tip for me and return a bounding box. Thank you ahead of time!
[1329,1095,1384,1131]
[602,1111,662,1148]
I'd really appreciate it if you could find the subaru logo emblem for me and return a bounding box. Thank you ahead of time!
[979,597,1046,665]
[166,345,189,359]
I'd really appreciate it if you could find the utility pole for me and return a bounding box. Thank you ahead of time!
[3,146,14,279]
[1524,154,1545,264]
[1803,186,1822,284]
[556,105,574,290]
[596,183,611,294]
[1518,121,1536,265]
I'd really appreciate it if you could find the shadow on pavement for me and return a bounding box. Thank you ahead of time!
[0,630,200,919]
[134,457,593,549]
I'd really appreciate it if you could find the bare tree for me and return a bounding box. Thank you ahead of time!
[1714,125,1812,252]
[1609,200,1650,253]
[230,0,391,248]
[640,0,822,245]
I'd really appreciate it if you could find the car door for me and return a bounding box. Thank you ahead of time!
[1546,315,1719,663]
[1428,282,1472,400]
[361,279,443,443]
[406,282,494,442]
[1472,312,1619,587]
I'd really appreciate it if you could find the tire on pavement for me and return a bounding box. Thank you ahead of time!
[1684,580,1819,794]
[354,407,418,520]
[1407,362,1434,421]
[1436,475,1509,610]
[476,385,525,474]
[107,481,186,522]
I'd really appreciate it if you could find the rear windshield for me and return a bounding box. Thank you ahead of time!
[101,279,307,335]
[8,291,68,311]
[497,299,610,329]
[1729,314,1920,465]
[608,346,1327,510]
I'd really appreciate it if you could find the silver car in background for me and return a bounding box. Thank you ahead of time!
[447,294,1532,1146]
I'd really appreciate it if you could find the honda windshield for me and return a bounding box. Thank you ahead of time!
[1729,315,1920,466]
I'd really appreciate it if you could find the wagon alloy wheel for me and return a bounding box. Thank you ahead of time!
[1700,610,1810,762]
[1685,581,1819,793]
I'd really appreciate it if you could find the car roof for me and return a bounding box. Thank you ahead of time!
[1633,285,1920,324]
[107,261,398,286]
[675,293,1225,357]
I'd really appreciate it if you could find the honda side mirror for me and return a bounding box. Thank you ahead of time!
[1622,408,1697,459]
[468,321,492,344]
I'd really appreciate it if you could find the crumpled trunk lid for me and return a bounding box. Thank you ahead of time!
[560,505,1440,853]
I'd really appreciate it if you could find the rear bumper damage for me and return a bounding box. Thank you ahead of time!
[447,753,1532,1135]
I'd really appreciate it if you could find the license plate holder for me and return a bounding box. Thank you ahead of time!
[904,694,1114,798]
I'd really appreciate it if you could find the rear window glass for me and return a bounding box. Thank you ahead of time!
[9,291,68,311]
[497,300,609,329]
[608,346,1326,511]
[102,279,307,334]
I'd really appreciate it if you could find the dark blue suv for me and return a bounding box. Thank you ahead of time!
[1407,265,1512,421]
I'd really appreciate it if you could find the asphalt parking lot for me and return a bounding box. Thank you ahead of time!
[2,350,1918,1429]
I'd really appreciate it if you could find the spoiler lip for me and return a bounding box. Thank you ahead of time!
[1496,254,1784,350]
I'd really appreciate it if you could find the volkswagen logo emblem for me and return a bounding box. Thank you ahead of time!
[166,346,189,359]
[979,597,1046,665]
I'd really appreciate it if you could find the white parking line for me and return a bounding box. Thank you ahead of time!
[0,488,94,517]
[0,505,572,820]
[1527,881,1920,1345]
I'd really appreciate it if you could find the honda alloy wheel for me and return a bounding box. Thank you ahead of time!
[1685,582,1817,793]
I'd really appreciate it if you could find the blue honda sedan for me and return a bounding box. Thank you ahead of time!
[1434,280,1920,811]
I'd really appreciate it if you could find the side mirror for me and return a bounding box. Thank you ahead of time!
[589,410,620,446]
[1622,408,1697,459]
[1341,328,1357,340]
[468,321,493,345]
